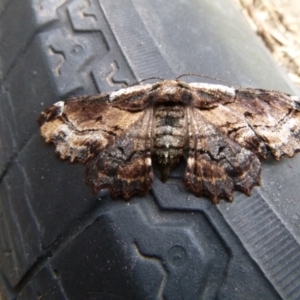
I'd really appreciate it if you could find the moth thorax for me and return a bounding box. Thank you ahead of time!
[153,104,187,181]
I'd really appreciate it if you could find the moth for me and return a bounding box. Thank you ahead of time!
[38,79,300,203]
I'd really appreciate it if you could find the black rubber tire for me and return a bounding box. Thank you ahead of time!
[1,0,300,299]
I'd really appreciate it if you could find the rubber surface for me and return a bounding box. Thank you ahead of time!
[0,0,300,299]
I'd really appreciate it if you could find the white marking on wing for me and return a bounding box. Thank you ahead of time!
[291,95,300,101]
[189,82,235,96]
[109,84,152,101]
[289,95,300,110]
[54,101,65,115]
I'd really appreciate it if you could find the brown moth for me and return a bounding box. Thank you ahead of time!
[38,79,300,203]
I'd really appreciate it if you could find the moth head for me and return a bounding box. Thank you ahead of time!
[154,80,192,105]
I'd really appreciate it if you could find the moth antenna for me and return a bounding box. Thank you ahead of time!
[129,76,165,87]
[176,73,235,85]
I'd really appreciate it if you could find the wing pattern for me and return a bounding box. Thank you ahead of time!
[38,80,300,203]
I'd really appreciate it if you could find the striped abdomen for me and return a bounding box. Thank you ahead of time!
[153,104,187,181]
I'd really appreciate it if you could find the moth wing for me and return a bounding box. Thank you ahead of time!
[85,107,154,199]
[185,107,261,203]
[38,85,155,199]
[38,85,152,163]
[228,88,300,159]
[186,83,300,202]
[190,83,300,160]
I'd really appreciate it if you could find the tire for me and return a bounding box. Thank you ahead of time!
[1,0,300,299]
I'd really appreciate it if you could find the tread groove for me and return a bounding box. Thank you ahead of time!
[219,191,300,300]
